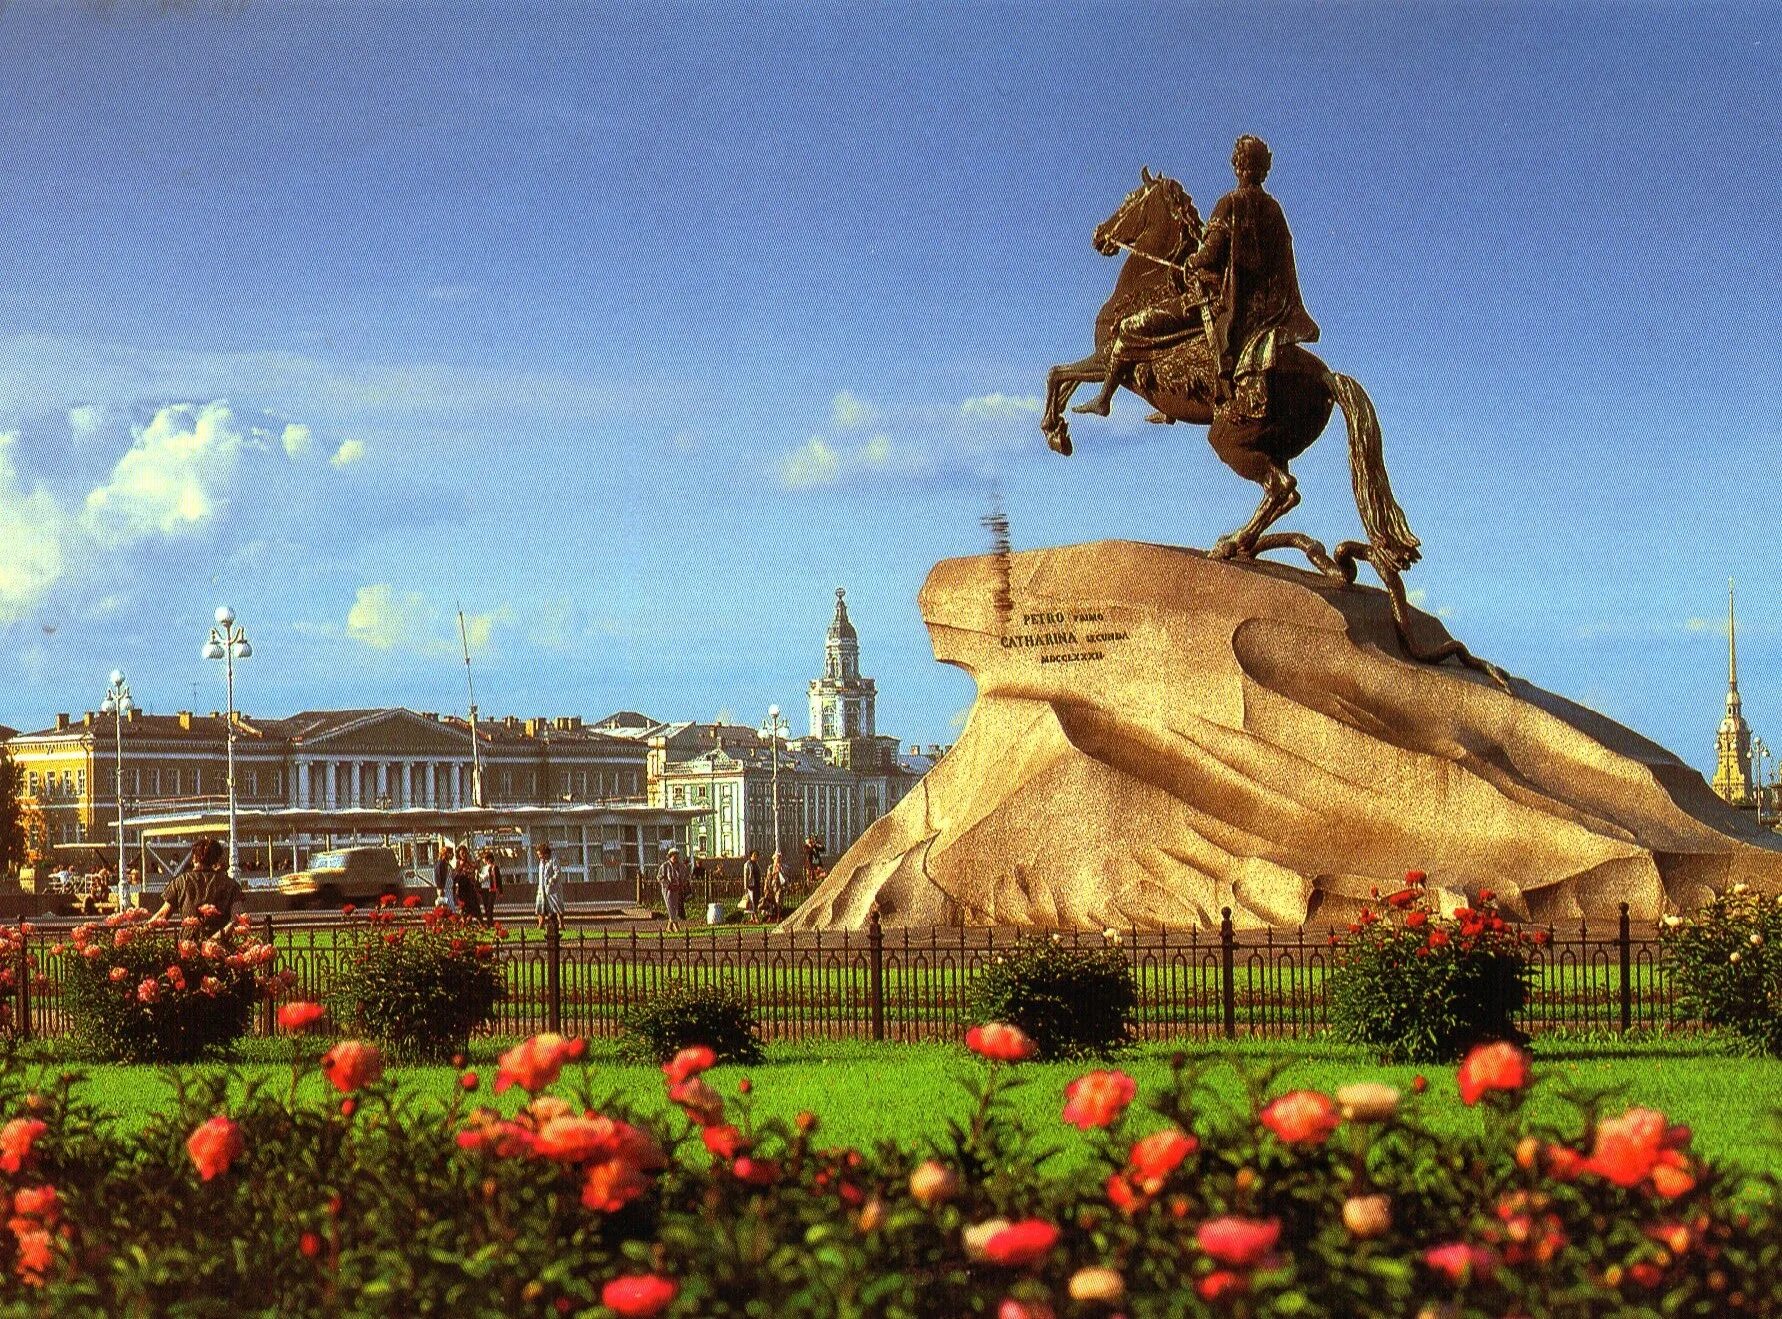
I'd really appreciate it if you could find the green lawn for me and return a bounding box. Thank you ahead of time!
[18,1036,1782,1176]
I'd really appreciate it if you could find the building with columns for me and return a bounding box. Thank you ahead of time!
[4,706,647,861]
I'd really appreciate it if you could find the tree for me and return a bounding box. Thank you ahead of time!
[0,751,24,882]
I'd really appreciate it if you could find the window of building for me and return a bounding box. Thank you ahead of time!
[24,771,36,796]
[147,768,160,794]
[170,768,182,796]
[76,769,86,795]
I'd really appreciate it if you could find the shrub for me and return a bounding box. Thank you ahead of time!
[0,1031,1772,1314]
[1662,883,1782,1055]
[329,902,504,1061]
[967,934,1135,1059]
[56,909,275,1062]
[622,980,762,1065]
[1329,874,1536,1062]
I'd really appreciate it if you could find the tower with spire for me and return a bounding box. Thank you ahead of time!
[808,588,885,769]
[1712,579,1754,805]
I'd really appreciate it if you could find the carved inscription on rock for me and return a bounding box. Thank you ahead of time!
[998,607,1131,665]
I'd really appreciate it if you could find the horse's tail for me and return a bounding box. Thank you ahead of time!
[1329,372,1420,574]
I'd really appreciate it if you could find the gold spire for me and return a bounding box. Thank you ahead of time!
[1729,578,1739,693]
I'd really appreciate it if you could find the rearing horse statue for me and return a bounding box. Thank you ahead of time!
[1041,168,1506,687]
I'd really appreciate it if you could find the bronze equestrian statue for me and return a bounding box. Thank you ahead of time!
[1042,137,1505,686]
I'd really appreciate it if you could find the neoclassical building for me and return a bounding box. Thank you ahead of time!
[6,707,648,852]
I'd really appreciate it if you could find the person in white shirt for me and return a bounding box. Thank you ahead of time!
[533,841,563,929]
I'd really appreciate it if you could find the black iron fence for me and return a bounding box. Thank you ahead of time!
[10,904,1686,1045]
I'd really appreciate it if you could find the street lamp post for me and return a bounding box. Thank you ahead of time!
[202,606,252,878]
[99,670,135,904]
[1757,739,1773,826]
[765,704,789,860]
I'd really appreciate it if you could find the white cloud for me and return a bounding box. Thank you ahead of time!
[346,584,435,652]
[779,438,842,490]
[959,393,1042,420]
[831,390,879,430]
[281,423,314,458]
[330,438,366,468]
[0,433,68,625]
[67,404,110,443]
[344,584,510,656]
[81,401,248,545]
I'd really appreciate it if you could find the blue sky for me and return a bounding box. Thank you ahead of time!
[0,2,1775,777]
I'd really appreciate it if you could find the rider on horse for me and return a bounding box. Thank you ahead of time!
[1075,135,1319,424]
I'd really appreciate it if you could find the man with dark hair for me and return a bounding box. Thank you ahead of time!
[151,838,241,934]
[1075,135,1318,423]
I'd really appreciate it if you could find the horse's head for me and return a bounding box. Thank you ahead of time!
[1092,167,1203,260]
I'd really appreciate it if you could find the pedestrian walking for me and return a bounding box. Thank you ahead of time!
[764,850,790,923]
[533,841,563,929]
[741,849,763,923]
[433,840,456,910]
[656,847,690,930]
[477,848,503,924]
[454,845,482,920]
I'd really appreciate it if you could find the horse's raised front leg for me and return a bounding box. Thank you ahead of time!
[1211,464,1300,560]
[1042,352,1105,457]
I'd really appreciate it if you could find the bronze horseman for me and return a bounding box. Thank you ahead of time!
[1042,136,1503,685]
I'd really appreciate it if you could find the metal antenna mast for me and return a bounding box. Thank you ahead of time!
[457,603,486,808]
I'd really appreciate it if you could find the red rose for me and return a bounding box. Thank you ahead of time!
[1405,869,1428,884]
[277,1002,326,1032]
[1196,1269,1246,1301]
[186,1115,245,1182]
[1405,911,1429,928]
[0,1119,47,1174]
[1259,1090,1341,1145]
[981,1219,1060,1266]
[299,1231,322,1258]
[966,1023,1037,1062]
[1197,1216,1280,1268]
[662,1046,717,1085]
[319,1040,385,1093]
[11,1185,58,1222]
[1127,1127,1197,1182]
[700,1124,747,1159]
[1456,1041,1530,1106]
[1061,1070,1137,1130]
[600,1273,677,1316]
[731,1155,781,1187]
[1427,930,1451,947]
[667,1077,725,1127]
[1423,1242,1496,1284]
[581,1158,652,1212]
[1386,889,1418,909]
[401,894,421,908]
[493,1033,585,1095]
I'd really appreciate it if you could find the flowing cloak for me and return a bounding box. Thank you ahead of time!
[1189,184,1319,374]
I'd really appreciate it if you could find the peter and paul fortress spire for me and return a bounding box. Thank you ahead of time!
[1713,578,1754,805]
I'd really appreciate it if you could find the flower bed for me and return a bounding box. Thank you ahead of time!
[0,1017,1774,1314]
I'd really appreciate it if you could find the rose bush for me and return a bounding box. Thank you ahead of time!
[967,934,1136,1060]
[1662,884,1782,1055]
[55,908,277,1062]
[328,901,504,1061]
[1329,871,1539,1062]
[0,1029,1773,1314]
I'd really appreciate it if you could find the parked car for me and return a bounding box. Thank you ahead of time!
[279,846,414,909]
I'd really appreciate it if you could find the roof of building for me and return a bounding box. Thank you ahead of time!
[9,706,633,750]
[592,710,659,731]
[827,587,858,643]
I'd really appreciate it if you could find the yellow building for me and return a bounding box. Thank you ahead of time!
[1712,581,1754,806]
[4,707,649,871]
